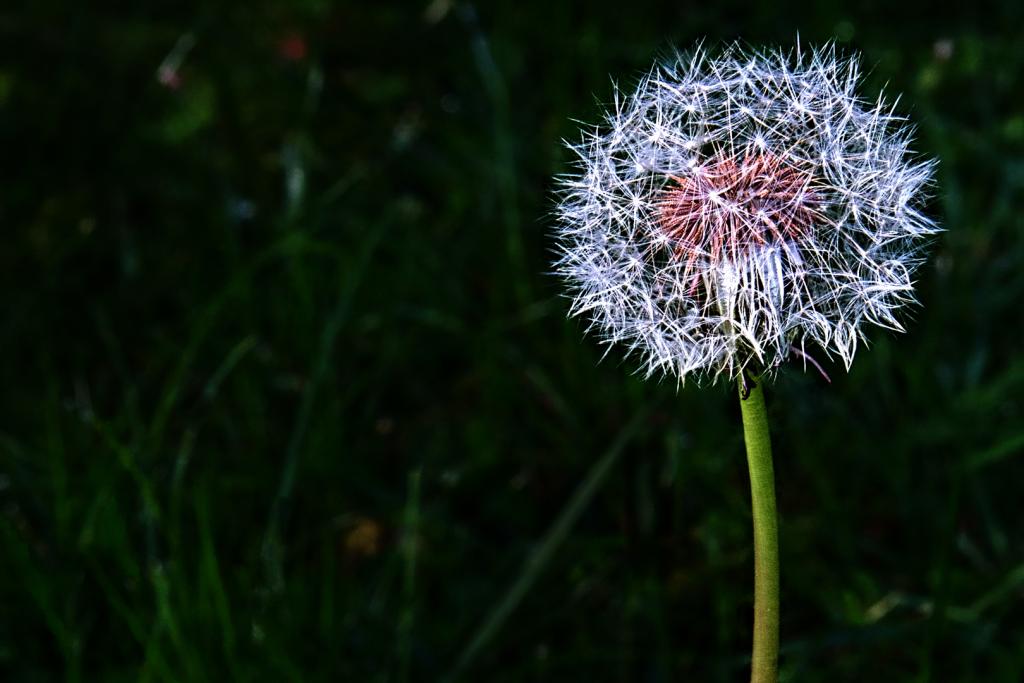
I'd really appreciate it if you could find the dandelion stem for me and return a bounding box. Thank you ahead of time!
[738,376,779,683]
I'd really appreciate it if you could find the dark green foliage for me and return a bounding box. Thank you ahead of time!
[2,1,1023,681]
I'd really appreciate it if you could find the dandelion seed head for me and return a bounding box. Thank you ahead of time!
[554,42,939,384]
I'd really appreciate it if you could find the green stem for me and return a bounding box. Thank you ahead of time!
[738,376,779,683]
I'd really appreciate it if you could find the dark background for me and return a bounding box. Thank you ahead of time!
[2,1,1023,681]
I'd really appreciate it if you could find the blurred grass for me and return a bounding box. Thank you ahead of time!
[1,1,1024,681]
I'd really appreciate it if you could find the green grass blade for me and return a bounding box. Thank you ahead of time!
[445,411,647,681]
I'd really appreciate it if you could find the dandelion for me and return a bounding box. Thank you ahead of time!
[555,42,938,384]
[553,42,939,683]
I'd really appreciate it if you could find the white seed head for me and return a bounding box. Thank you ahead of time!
[554,42,939,384]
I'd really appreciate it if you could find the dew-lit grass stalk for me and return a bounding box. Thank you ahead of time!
[739,376,778,683]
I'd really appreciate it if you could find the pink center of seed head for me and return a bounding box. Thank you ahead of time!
[656,152,820,271]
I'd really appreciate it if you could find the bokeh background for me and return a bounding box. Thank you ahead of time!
[2,1,1023,681]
